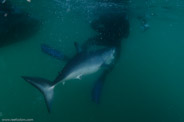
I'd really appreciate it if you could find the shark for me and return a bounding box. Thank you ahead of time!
[22,43,116,112]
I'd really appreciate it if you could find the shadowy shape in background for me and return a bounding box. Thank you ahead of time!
[83,5,129,49]
[0,0,40,47]
[90,12,129,47]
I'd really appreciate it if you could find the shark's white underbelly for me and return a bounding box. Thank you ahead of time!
[64,63,102,81]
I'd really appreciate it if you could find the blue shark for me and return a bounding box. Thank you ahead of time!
[22,46,116,112]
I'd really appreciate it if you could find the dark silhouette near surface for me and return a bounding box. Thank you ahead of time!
[0,0,40,47]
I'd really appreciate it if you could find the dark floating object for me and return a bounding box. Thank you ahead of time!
[90,11,129,46]
[0,0,40,47]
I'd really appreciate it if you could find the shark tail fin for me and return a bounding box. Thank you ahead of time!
[22,76,55,113]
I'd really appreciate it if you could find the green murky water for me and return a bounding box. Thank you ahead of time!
[0,0,184,121]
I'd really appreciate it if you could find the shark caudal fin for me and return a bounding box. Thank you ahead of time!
[22,76,55,113]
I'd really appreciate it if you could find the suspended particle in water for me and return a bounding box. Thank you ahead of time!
[27,0,31,3]
[1,0,6,4]
[4,13,8,17]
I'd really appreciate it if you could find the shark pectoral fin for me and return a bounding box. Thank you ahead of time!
[22,76,55,113]
[76,74,82,80]
[41,44,70,62]
[74,42,82,53]
[91,72,106,104]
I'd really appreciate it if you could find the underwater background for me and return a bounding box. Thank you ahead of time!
[0,0,184,121]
